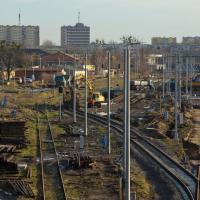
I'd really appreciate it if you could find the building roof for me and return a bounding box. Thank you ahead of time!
[15,68,65,73]
[42,52,77,62]
[23,48,49,56]
[40,46,65,54]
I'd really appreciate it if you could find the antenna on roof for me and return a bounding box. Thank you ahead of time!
[18,9,21,26]
[78,11,80,23]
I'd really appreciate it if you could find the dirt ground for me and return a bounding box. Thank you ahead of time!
[51,116,128,200]
[0,81,189,200]
[190,109,200,146]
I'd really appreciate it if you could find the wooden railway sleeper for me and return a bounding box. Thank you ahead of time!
[16,181,28,196]
[19,180,30,196]
[8,180,18,194]
[11,181,24,195]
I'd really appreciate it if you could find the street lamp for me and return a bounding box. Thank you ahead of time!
[84,54,88,136]
[123,46,131,200]
[32,66,39,81]
[162,55,165,99]
[174,55,179,143]
[73,59,77,123]
[107,51,111,154]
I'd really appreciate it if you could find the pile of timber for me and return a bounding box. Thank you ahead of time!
[0,157,18,173]
[0,121,27,147]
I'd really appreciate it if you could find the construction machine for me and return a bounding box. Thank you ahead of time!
[76,74,85,88]
[62,75,105,109]
[87,80,105,108]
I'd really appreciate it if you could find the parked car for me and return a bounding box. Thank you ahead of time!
[23,77,33,83]
[11,77,22,84]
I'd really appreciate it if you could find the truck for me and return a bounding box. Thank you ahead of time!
[48,75,68,88]
[55,75,67,87]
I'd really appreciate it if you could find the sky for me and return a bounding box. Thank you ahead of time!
[0,0,200,45]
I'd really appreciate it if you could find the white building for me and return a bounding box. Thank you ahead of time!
[0,25,40,48]
[9,26,24,45]
[24,26,40,48]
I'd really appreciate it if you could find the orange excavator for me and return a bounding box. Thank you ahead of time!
[87,80,105,108]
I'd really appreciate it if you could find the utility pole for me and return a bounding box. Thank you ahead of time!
[125,46,131,200]
[162,55,165,99]
[167,55,171,96]
[186,56,189,95]
[85,54,88,136]
[190,57,193,97]
[166,55,169,95]
[73,60,77,123]
[179,55,182,110]
[123,48,127,182]
[174,56,179,143]
[59,93,62,121]
[24,67,26,86]
[53,72,55,96]
[165,55,168,95]
[107,51,111,154]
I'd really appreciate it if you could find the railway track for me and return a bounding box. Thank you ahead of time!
[37,112,67,200]
[71,109,198,200]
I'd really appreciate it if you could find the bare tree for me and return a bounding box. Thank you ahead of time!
[111,49,123,71]
[121,35,140,45]
[90,48,107,74]
[95,39,105,45]
[0,41,29,80]
[42,40,55,47]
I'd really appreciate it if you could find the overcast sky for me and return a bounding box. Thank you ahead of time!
[0,0,200,45]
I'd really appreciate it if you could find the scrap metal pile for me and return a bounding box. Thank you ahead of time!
[65,153,96,170]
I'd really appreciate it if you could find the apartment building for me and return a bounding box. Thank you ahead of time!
[0,26,8,41]
[182,37,200,45]
[152,37,177,45]
[0,25,40,48]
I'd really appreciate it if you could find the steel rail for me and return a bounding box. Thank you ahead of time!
[37,111,67,200]
[46,113,67,200]
[196,166,200,200]
[36,115,45,200]
[70,110,197,200]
